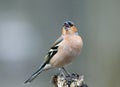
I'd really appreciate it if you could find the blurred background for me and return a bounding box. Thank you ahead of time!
[0,0,120,87]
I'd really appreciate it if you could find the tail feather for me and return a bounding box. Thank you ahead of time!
[24,62,46,84]
[24,68,43,83]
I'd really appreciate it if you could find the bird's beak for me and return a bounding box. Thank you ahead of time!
[64,22,70,30]
[63,21,74,30]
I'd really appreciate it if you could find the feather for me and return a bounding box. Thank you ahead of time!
[24,36,63,83]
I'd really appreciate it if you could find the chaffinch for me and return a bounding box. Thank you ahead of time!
[24,21,83,83]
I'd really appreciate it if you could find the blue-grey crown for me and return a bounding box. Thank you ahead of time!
[63,21,74,28]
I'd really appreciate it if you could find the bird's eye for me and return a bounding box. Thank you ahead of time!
[68,21,74,26]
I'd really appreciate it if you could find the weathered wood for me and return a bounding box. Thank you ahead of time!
[52,73,88,87]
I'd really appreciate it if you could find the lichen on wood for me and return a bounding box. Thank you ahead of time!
[51,73,88,87]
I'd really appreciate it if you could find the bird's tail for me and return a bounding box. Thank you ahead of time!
[24,62,46,84]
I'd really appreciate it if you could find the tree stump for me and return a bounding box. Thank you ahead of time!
[52,73,88,87]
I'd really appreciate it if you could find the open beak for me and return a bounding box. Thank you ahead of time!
[63,21,74,30]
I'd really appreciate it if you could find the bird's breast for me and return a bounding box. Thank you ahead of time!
[50,35,83,67]
[63,35,83,57]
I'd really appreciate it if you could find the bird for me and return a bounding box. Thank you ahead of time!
[24,21,83,84]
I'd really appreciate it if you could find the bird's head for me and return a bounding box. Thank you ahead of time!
[62,21,78,35]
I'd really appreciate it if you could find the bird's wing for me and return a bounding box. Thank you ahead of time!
[52,35,64,47]
[24,36,63,84]
[44,35,63,62]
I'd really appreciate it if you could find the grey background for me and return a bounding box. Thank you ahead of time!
[0,0,120,87]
